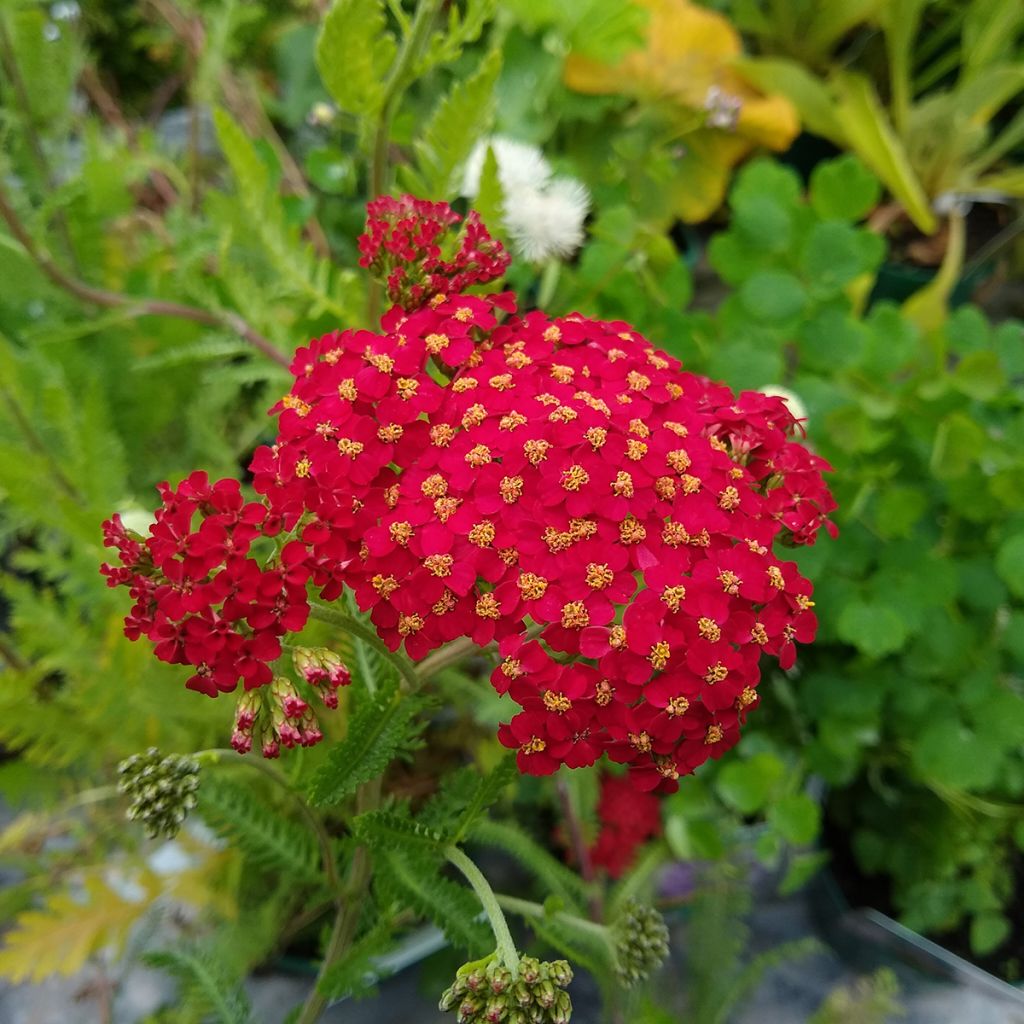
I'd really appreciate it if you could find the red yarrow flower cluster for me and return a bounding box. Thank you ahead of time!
[358,195,510,310]
[101,474,310,698]
[103,196,835,784]
[590,774,662,877]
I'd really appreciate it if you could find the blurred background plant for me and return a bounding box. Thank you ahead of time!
[0,0,1021,1019]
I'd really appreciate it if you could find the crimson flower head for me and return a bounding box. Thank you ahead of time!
[359,194,510,310]
[103,195,836,782]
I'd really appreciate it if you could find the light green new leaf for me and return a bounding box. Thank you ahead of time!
[412,49,502,199]
[316,0,397,118]
[832,72,936,234]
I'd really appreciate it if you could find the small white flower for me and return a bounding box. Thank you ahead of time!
[704,85,743,131]
[462,136,552,197]
[504,178,591,263]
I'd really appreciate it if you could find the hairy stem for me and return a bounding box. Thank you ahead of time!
[447,846,521,977]
[496,893,616,958]
[0,181,289,367]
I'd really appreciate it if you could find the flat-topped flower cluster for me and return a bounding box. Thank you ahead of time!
[103,196,834,789]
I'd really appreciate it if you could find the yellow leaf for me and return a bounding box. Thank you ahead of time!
[564,0,798,154]
[0,875,152,983]
[666,130,753,222]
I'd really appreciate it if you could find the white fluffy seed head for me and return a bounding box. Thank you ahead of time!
[504,178,591,263]
[462,136,553,197]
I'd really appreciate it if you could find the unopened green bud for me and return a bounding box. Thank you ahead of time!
[612,899,670,987]
[117,748,200,839]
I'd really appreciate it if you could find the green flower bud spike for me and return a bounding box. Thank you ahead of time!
[611,899,670,987]
[439,954,574,1024]
[117,748,200,839]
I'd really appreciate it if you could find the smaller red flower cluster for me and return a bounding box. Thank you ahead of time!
[101,472,310,697]
[589,774,662,878]
[358,195,510,309]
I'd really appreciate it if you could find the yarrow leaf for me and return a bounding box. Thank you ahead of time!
[316,0,397,119]
[307,682,431,807]
[0,875,153,984]
[376,850,491,955]
[142,946,252,1024]
[409,48,502,198]
[197,777,322,883]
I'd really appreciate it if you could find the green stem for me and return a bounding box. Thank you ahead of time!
[447,846,521,977]
[308,601,420,693]
[537,260,561,310]
[496,893,611,943]
[296,778,382,1024]
[198,749,343,897]
[366,0,442,324]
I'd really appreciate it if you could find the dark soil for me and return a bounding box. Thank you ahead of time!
[823,796,1024,984]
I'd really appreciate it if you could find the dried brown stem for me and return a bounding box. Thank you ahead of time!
[0,182,289,367]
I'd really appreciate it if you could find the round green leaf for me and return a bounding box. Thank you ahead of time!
[952,351,1006,401]
[911,720,999,790]
[739,271,807,323]
[809,155,881,222]
[768,793,820,845]
[715,754,785,814]
[836,601,908,658]
[970,912,1011,956]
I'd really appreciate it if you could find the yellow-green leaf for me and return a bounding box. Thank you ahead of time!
[0,876,153,983]
[316,0,397,119]
[833,72,936,234]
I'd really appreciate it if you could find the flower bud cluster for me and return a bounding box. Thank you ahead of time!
[359,194,510,310]
[117,748,200,839]
[231,677,323,757]
[291,645,352,708]
[612,900,670,987]
[440,956,573,1024]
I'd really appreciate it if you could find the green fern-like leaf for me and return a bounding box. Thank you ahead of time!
[197,777,323,884]
[316,0,396,119]
[212,108,358,321]
[376,850,491,956]
[143,946,252,1024]
[307,681,431,807]
[452,756,518,843]
[351,809,447,853]
[470,819,589,911]
[316,916,396,1001]
[409,48,502,198]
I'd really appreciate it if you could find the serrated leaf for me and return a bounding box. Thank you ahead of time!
[317,917,395,1000]
[377,851,490,955]
[316,0,397,118]
[352,809,447,852]
[307,681,430,807]
[198,777,322,884]
[412,49,502,198]
[0,875,152,983]
[143,946,252,1024]
[452,756,518,843]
